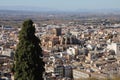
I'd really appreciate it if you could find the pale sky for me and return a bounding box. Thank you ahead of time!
[0,0,120,11]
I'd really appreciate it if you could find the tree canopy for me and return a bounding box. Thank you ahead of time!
[14,19,45,80]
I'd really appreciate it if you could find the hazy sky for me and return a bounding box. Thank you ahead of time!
[0,0,120,11]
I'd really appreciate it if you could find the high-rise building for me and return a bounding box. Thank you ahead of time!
[52,28,62,36]
[54,65,73,79]
[54,65,64,77]
[64,65,73,79]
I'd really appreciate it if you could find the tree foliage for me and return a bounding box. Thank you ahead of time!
[14,19,45,80]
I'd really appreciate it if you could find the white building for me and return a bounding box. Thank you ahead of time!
[2,49,13,58]
[107,43,120,57]
[67,47,76,55]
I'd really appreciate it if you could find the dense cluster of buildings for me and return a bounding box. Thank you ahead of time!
[0,19,120,80]
[37,23,120,80]
[0,25,18,80]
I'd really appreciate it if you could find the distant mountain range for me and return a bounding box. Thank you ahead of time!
[0,6,57,12]
[0,6,120,14]
[77,8,120,14]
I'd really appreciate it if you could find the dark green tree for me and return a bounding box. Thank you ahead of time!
[14,19,45,80]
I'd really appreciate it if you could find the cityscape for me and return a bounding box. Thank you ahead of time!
[0,0,120,80]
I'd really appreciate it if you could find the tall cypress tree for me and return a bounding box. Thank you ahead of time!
[14,19,45,80]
